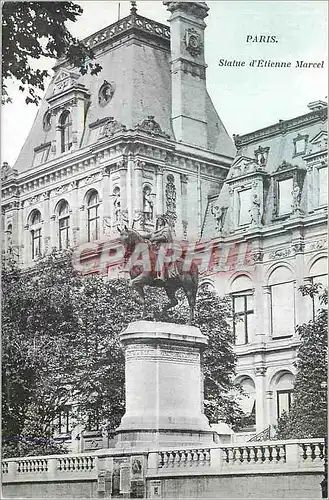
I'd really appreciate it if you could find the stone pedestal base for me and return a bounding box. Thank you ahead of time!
[115,321,214,449]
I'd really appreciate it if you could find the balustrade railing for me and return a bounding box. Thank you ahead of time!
[222,442,286,466]
[84,14,170,49]
[158,449,211,468]
[17,458,49,473]
[2,438,325,483]
[57,455,95,472]
[299,440,326,462]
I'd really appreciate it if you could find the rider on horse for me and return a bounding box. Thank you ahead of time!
[144,215,177,282]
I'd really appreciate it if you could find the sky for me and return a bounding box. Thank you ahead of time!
[1,0,328,166]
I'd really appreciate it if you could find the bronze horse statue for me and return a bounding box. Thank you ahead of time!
[118,226,198,323]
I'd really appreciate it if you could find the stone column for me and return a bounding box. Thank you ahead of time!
[70,181,80,246]
[262,285,272,339]
[155,165,164,218]
[42,192,51,254]
[266,390,276,429]
[254,366,267,433]
[101,167,111,236]
[115,321,214,449]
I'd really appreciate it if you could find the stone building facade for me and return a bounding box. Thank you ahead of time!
[1,1,328,440]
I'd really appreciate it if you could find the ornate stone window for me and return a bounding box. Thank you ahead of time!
[59,110,73,153]
[29,209,42,259]
[272,162,306,219]
[57,200,70,250]
[98,81,115,107]
[43,110,52,132]
[87,190,100,242]
[293,133,308,157]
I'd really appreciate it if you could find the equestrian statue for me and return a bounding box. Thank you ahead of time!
[118,215,198,323]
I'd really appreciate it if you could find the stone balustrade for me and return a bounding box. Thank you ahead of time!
[158,448,211,469]
[2,438,325,485]
[3,452,99,483]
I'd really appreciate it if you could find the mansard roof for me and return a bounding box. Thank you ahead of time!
[14,10,235,174]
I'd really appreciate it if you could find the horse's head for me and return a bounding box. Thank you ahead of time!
[117,225,144,252]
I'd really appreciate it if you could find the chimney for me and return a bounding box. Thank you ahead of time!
[164,1,209,148]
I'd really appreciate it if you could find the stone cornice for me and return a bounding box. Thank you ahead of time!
[1,135,229,202]
[234,107,328,148]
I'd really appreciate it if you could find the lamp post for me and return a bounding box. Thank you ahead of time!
[320,381,327,499]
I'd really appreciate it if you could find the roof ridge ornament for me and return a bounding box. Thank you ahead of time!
[130,1,137,15]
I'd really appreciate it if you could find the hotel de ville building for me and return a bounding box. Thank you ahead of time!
[1,1,327,442]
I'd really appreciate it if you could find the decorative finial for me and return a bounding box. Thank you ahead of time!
[130,1,137,14]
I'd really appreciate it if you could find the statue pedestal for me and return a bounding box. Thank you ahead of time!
[115,321,214,449]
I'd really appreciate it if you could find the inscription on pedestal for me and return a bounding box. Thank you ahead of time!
[125,344,200,364]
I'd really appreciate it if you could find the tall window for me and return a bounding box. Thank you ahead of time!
[29,210,42,259]
[318,166,328,207]
[58,200,70,250]
[59,110,73,153]
[238,189,252,225]
[237,377,256,429]
[231,275,254,345]
[87,190,100,242]
[275,372,295,418]
[233,293,254,345]
[269,267,295,339]
[309,257,328,318]
[278,178,293,216]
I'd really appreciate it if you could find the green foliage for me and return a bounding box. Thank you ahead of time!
[276,285,328,439]
[2,251,245,457]
[2,2,101,104]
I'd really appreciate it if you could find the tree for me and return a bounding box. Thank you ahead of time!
[276,283,328,439]
[2,251,246,457]
[2,2,101,104]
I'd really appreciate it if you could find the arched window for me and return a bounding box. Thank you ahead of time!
[57,200,70,250]
[236,376,256,429]
[87,190,100,242]
[309,257,328,317]
[275,372,295,418]
[231,275,254,345]
[59,110,72,153]
[29,210,42,259]
[268,266,294,339]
